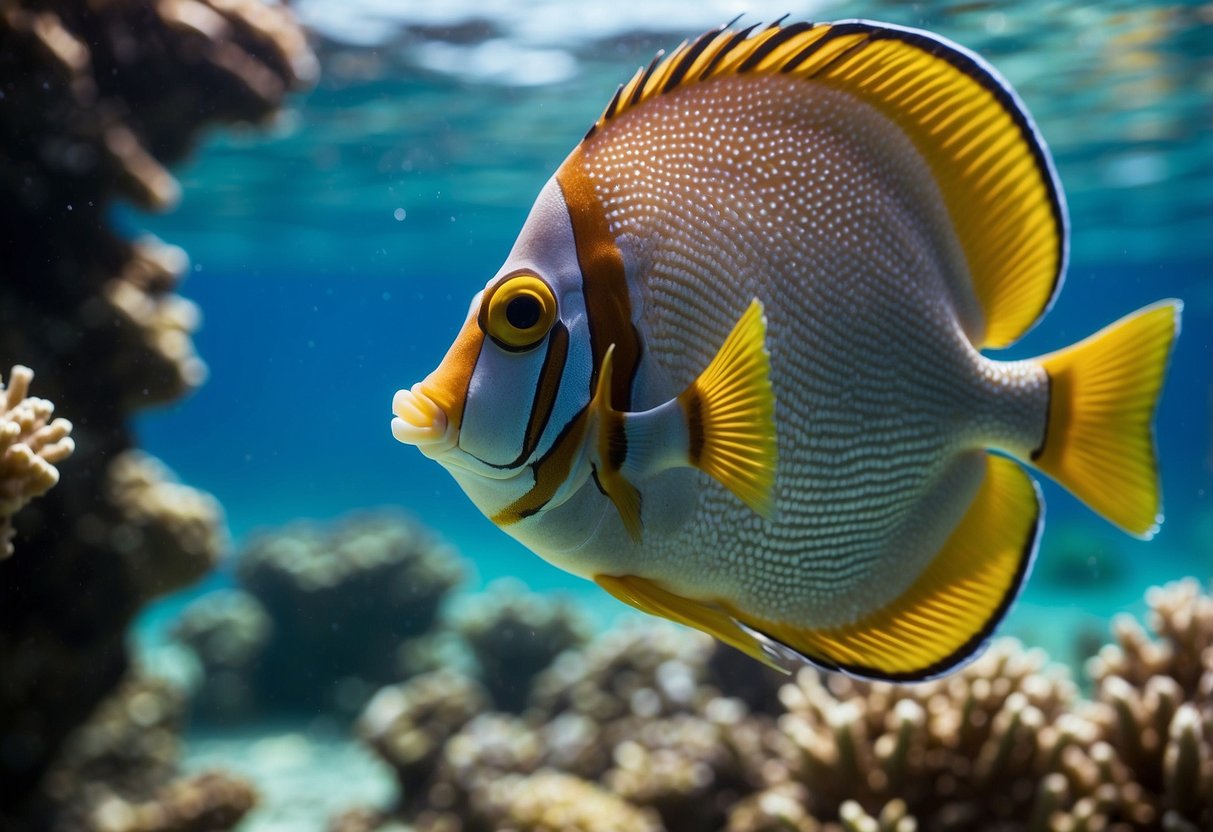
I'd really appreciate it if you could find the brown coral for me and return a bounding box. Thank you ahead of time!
[469,771,663,832]
[0,0,314,824]
[454,578,590,712]
[0,364,74,556]
[236,512,466,715]
[86,771,257,832]
[105,451,227,600]
[344,581,1213,832]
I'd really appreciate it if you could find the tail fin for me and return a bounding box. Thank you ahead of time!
[1031,300,1182,538]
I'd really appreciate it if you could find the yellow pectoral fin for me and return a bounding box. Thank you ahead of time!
[678,299,778,517]
[594,574,790,673]
[725,454,1041,681]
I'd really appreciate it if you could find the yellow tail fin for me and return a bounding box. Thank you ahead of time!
[1032,300,1182,538]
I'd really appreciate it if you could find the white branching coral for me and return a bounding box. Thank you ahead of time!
[0,365,74,556]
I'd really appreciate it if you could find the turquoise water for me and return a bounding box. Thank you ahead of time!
[126,2,1211,645]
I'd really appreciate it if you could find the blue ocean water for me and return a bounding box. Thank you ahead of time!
[124,2,1212,647]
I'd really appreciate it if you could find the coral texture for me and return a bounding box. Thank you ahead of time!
[236,513,465,715]
[341,581,1213,832]
[0,365,73,556]
[453,578,590,712]
[39,672,257,832]
[0,0,314,825]
[171,590,272,722]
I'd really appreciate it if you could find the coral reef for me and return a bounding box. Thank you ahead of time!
[236,512,465,715]
[171,590,271,723]
[339,581,1213,832]
[453,578,590,712]
[38,671,257,832]
[0,0,313,825]
[0,364,74,556]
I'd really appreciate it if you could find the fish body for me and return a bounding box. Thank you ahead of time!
[392,20,1182,680]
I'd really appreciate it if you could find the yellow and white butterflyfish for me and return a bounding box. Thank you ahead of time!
[391,19,1182,681]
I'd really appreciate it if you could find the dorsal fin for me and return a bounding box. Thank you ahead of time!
[583,19,1068,350]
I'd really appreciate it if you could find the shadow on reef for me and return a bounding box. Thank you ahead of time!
[0,0,315,827]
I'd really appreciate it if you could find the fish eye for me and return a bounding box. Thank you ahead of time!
[483,274,557,350]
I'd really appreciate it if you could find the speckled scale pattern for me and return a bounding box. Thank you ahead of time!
[579,73,1048,627]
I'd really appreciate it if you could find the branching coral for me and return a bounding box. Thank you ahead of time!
[1084,579,1213,831]
[343,582,1213,832]
[0,365,73,556]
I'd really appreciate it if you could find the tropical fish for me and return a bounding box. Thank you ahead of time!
[391,19,1182,680]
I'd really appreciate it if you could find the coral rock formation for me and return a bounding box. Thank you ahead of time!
[342,581,1213,832]
[454,578,590,712]
[237,513,465,715]
[0,0,314,825]
[39,671,257,832]
[171,589,272,722]
[0,364,74,556]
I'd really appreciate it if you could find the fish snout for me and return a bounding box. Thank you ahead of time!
[392,383,457,456]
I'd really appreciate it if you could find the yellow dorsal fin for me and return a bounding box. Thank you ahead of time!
[1032,300,1182,538]
[725,454,1040,681]
[677,299,777,517]
[594,574,789,673]
[586,19,1067,349]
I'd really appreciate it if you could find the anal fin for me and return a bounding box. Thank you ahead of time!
[594,574,790,673]
[725,454,1041,681]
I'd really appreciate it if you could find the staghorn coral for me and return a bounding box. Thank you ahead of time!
[0,364,74,556]
[344,581,1213,832]
[170,589,271,723]
[453,578,590,712]
[1084,579,1213,831]
[0,0,314,824]
[237,512,466,715]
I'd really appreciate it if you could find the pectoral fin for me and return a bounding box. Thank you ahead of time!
[590,299,778,542]
[678,299,778,516]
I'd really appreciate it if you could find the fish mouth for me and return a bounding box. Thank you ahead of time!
[391,383,457,457]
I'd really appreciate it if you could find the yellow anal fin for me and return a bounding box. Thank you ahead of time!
[726,455,1041,681]
[678,299,778,517]
[594,574,790,673]
[1032,300,1182,538]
